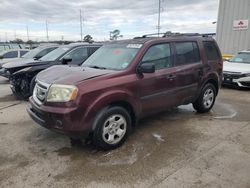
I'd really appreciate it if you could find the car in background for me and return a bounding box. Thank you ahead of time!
[0,45,59,77]
[0,49,29,61]
[223,51,250,88]
[27,34,223,150]
[0,43,24,51]
[4,43,101,99]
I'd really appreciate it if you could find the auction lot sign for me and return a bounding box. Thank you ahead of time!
[233,20,248,30]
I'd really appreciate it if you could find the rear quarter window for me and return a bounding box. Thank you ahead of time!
[203,41,221,61]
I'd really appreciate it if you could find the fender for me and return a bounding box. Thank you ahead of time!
[80,89,139,131]
[197,71,220,98]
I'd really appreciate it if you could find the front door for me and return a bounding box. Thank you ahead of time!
[137,43,178,117]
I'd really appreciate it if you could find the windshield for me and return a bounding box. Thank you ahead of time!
[39,46,70,61]
[229,52,250,64]
[22,47,43,58]
[83,44,141,70]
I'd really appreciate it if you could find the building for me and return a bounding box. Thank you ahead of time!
[216,0,250,55]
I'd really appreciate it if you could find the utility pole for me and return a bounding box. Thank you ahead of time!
[14,30,16,39]
[26,25,29,41]
[157,0,161,37]
[5,32,8,42]
[46,19,49,42]
[80,9,83,41]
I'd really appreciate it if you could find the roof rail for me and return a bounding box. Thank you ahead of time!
[134,32,216,39]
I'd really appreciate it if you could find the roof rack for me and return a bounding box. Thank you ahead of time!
[134,32,216,39]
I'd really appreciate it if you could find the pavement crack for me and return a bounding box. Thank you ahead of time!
[0,102,22,110]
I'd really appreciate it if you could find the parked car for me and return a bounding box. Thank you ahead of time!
[3,43,101,99]
[0,45,59,78]
[0,43,24,51]
[222,54,233,61]
[223,51,250,88]
[0,49,29,61]
[27,34,223,150]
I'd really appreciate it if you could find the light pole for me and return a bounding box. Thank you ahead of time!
[157,0,161,36]
[80,9,83,41]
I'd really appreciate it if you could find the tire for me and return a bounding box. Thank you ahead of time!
[92,106,132,150]
[193,83,216,113]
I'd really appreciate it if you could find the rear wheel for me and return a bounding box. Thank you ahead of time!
[193,83,216,113]
[92,106,131,150]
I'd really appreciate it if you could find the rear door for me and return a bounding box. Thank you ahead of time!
[137,43,178,116]
[173,41,203,105]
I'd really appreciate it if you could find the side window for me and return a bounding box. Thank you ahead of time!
[3,51,18,58]
[88,47,99,56]
[175,42,200,66]
[36,47,57,58]
[203,41,220,61]
[141,43,172,70]
[64,47,88,64]
[20,50,28,56]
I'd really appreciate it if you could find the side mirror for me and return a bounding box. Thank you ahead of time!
[0,55,3,59]
[34,56,42,60]
[137,63,155,74]
[62,57,72,65]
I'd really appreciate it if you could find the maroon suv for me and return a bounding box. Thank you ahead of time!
[27,34,223,150]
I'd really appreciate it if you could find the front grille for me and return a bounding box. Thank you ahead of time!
[33,80,50,105]
[223,71,244,79]
[240,82,250,87]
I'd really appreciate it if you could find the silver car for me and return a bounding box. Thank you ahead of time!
[223,51,250,88]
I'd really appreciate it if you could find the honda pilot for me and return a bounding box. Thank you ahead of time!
[27,34,223,150]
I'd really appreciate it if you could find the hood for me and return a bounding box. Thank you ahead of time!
[224,61,250,74]
[36,65,116,85]
[0,58,20,64]
[3,58,49,69]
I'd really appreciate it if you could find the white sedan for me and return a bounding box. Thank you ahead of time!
[223,51,250,88]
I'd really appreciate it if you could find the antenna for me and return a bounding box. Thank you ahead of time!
[46,19,49,42]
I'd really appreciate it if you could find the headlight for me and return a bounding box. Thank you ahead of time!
[47,84,78,102]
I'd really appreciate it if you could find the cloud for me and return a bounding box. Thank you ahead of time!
[0,0,219,41]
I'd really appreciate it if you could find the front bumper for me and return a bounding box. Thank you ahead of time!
[27,97,91,137]
[223,73,250,88]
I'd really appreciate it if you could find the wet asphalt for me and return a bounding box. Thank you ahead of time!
[0,76,250,188]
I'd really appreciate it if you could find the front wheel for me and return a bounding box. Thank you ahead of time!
[193,83,216,113]
[92,106,131,150]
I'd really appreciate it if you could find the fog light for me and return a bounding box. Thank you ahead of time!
[55,120,63,129]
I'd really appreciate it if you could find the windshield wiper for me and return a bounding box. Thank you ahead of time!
[89,65,107,70]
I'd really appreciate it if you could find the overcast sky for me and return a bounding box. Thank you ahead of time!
[0,0,219,41]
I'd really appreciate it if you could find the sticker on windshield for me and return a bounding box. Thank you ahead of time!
[126,44,142,49]
[122,62,129,68]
